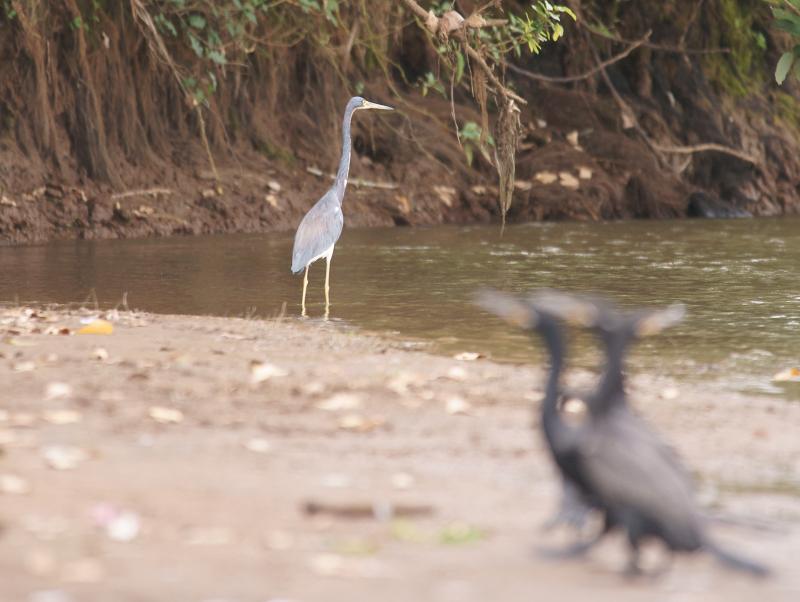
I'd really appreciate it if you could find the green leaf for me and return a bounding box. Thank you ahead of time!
[390,520,428,543]
[776,51,794,85]
[459,121,482,141]
[207,50,227,65]
[298,0,320,12]
[438,522,484,545]
[455,52,465,83]
[586,22,613,39]
[771,8,794,21]
[188,14,206,30]
[324,0,339,23]
[207,28,222,47]
[154,14,177,36]
[188,33,204,58]
[556,5,577,20]
[775,17,800,37]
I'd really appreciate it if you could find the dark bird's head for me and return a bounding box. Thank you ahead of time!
[349,96,394,112]
[474,289,542,331]
[474,289,586,345]
[473,289,566,348]
[529,290,685,342]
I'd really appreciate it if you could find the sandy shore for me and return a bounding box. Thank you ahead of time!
[1,307,798,601]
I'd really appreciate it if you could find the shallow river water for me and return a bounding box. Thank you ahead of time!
[1,218,799,398]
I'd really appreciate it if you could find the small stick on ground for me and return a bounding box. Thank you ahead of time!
[110,188,173,200]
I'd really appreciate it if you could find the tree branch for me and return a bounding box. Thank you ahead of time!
[398,0,527,105]
[651,143,761,166]
[398,0,429,22]
[584,30,760,170]
[506,30,651,83]
[465,45,526,104]
[584,30,666,167]
[586,25,730,55]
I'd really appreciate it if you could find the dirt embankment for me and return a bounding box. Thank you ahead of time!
[1,306,799,600]
[2,79,798,246]
[1,1,799,245]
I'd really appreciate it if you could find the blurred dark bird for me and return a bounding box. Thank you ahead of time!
[475,289,769,577]
[291,96,393,317]
[531,291,688,550]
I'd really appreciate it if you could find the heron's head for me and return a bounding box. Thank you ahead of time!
[352,96,394,111]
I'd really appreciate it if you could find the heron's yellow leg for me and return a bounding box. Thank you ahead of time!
[324,257,331,319]
[301,265,309,317]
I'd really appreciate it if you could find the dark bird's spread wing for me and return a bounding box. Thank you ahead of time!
[291,189,344,274]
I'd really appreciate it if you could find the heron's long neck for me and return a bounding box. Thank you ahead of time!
[334,105,356,201]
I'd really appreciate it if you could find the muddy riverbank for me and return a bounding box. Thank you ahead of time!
[1,306,799,601]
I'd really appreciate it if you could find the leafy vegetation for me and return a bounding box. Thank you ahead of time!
[1,0,798,224]
[458,121,493,166]
[125,1,575,109]
[700,0,769,96]
[767,0,800,83]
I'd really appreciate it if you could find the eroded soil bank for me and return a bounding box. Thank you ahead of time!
[2,81,799,247]
[3,1,800,246]
[1,307,798,601]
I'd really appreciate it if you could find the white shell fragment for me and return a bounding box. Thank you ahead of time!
[41,446,89,470]
[250,361,288,384]
[148,406,184,424]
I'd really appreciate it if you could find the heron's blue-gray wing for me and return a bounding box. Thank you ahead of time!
[291,189,344,273]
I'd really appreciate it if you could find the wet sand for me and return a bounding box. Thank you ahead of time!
[1,307,798,601]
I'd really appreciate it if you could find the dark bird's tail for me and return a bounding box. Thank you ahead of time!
[705,539,770,578]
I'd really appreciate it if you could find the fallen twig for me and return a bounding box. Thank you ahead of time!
[350,178,398,190]
[110,188,173,200]
[303,499,435,520]
[305,166,398,189]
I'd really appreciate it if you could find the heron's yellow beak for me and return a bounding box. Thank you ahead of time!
[362,100,394,111]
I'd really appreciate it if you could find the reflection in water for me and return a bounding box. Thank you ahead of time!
[1,218,799,397]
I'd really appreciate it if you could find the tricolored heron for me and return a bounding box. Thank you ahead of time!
[475,290,768,577]
[291,96,393,317]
